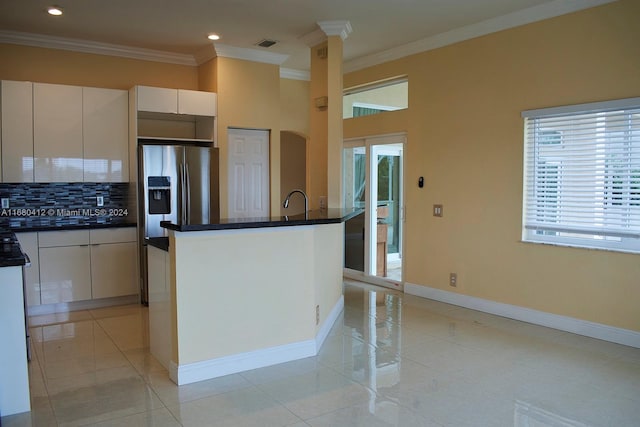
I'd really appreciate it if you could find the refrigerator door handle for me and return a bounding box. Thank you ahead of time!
[185,163,191,223]
[179,163,185,224]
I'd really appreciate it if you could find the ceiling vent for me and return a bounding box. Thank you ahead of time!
[256,39,277,48]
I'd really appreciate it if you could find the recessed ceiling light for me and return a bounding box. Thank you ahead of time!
[47,6,63,16]
[207,34,220,41]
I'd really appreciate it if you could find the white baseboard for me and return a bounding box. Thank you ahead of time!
[404,283,640,349]
[170,296,344,385]
[315,296,344,350]
[170,340,316,385]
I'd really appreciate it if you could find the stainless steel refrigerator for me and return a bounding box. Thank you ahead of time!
[138,139,219,303]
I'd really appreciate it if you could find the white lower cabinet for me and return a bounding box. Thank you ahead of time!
[90,227,137,298]
[15,232,40,306]
[39,245,91,305]
[34,227,137,306]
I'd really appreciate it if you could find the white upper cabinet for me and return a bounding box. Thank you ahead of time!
[83,87,129,182]
[136,85,216,116]
[33,83,83,182]
[134,86,217,142]
[178,89,216,116]
[136,86,179,114]
[1,80,34,182]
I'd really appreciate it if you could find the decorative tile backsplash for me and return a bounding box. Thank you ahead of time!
[0,183,135,229]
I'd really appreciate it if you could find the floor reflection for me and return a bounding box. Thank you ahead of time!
[4,281,639,426]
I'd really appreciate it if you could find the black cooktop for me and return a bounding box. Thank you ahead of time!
[0,230,27,268]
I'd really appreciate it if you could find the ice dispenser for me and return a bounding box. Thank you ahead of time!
[148,176,171,214]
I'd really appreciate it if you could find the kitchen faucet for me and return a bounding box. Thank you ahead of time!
[283,189,308,214]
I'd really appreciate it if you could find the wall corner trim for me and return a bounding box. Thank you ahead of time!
[404,282,640,349]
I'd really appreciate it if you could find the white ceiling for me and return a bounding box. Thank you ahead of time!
[0,0,615,73]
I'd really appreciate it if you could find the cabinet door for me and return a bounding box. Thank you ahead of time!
[136,86,177,114]
[148,245,171,370]
[39,245,91,304]
[83,87,129,182]
[33,83,83,182]
[178,89,216,116]
[90,242,137,299]
[1,81,34,182]
[15,232,40,307]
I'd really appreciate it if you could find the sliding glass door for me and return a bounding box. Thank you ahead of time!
[344,134,405,288]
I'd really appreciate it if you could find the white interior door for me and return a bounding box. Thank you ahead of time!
[227,128,270,218]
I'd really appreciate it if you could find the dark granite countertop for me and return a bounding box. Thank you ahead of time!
[0,231,27,267]
[146,237,169,252]
[161,208,364,232]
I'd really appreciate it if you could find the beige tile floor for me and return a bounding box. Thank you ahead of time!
[3,281,640,426]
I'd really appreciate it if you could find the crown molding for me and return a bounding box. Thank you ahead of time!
[299,28,326,48]
[344,0,617,73]
[213,43,289,65]
[0,30,290,68]
[280,68,310,81]
[0,30,197,66]
[318,20,352,41]
[0,0,615,74]
[193,44,217,65]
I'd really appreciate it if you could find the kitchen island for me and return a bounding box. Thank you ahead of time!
[148,208,361,385]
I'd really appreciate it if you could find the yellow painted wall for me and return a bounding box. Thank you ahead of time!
[280,132,306,215]
[169,224,343,366]
[344,0,640,331]
[0,43,198,90]
[197,58,217,93]
[280,78,310,136]
[213,57,282,216]
[308,42,329,210]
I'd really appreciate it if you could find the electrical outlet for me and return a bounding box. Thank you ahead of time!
[96,196,104,207]
[433,204,443,217]
[319,196,327,210]
[316,305,320,325]
[449,273,457,287]
[1,198,9,209]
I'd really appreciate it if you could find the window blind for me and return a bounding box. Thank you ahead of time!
[522,98,640,252]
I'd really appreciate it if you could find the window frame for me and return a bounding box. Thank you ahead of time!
[343,77,408,119]
[522,97,640,254]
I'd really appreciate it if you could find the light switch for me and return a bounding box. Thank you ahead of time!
[433,204,443,217]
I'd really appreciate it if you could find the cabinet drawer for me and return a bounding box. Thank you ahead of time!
[90,227,136,244]
[38,230,90,247]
